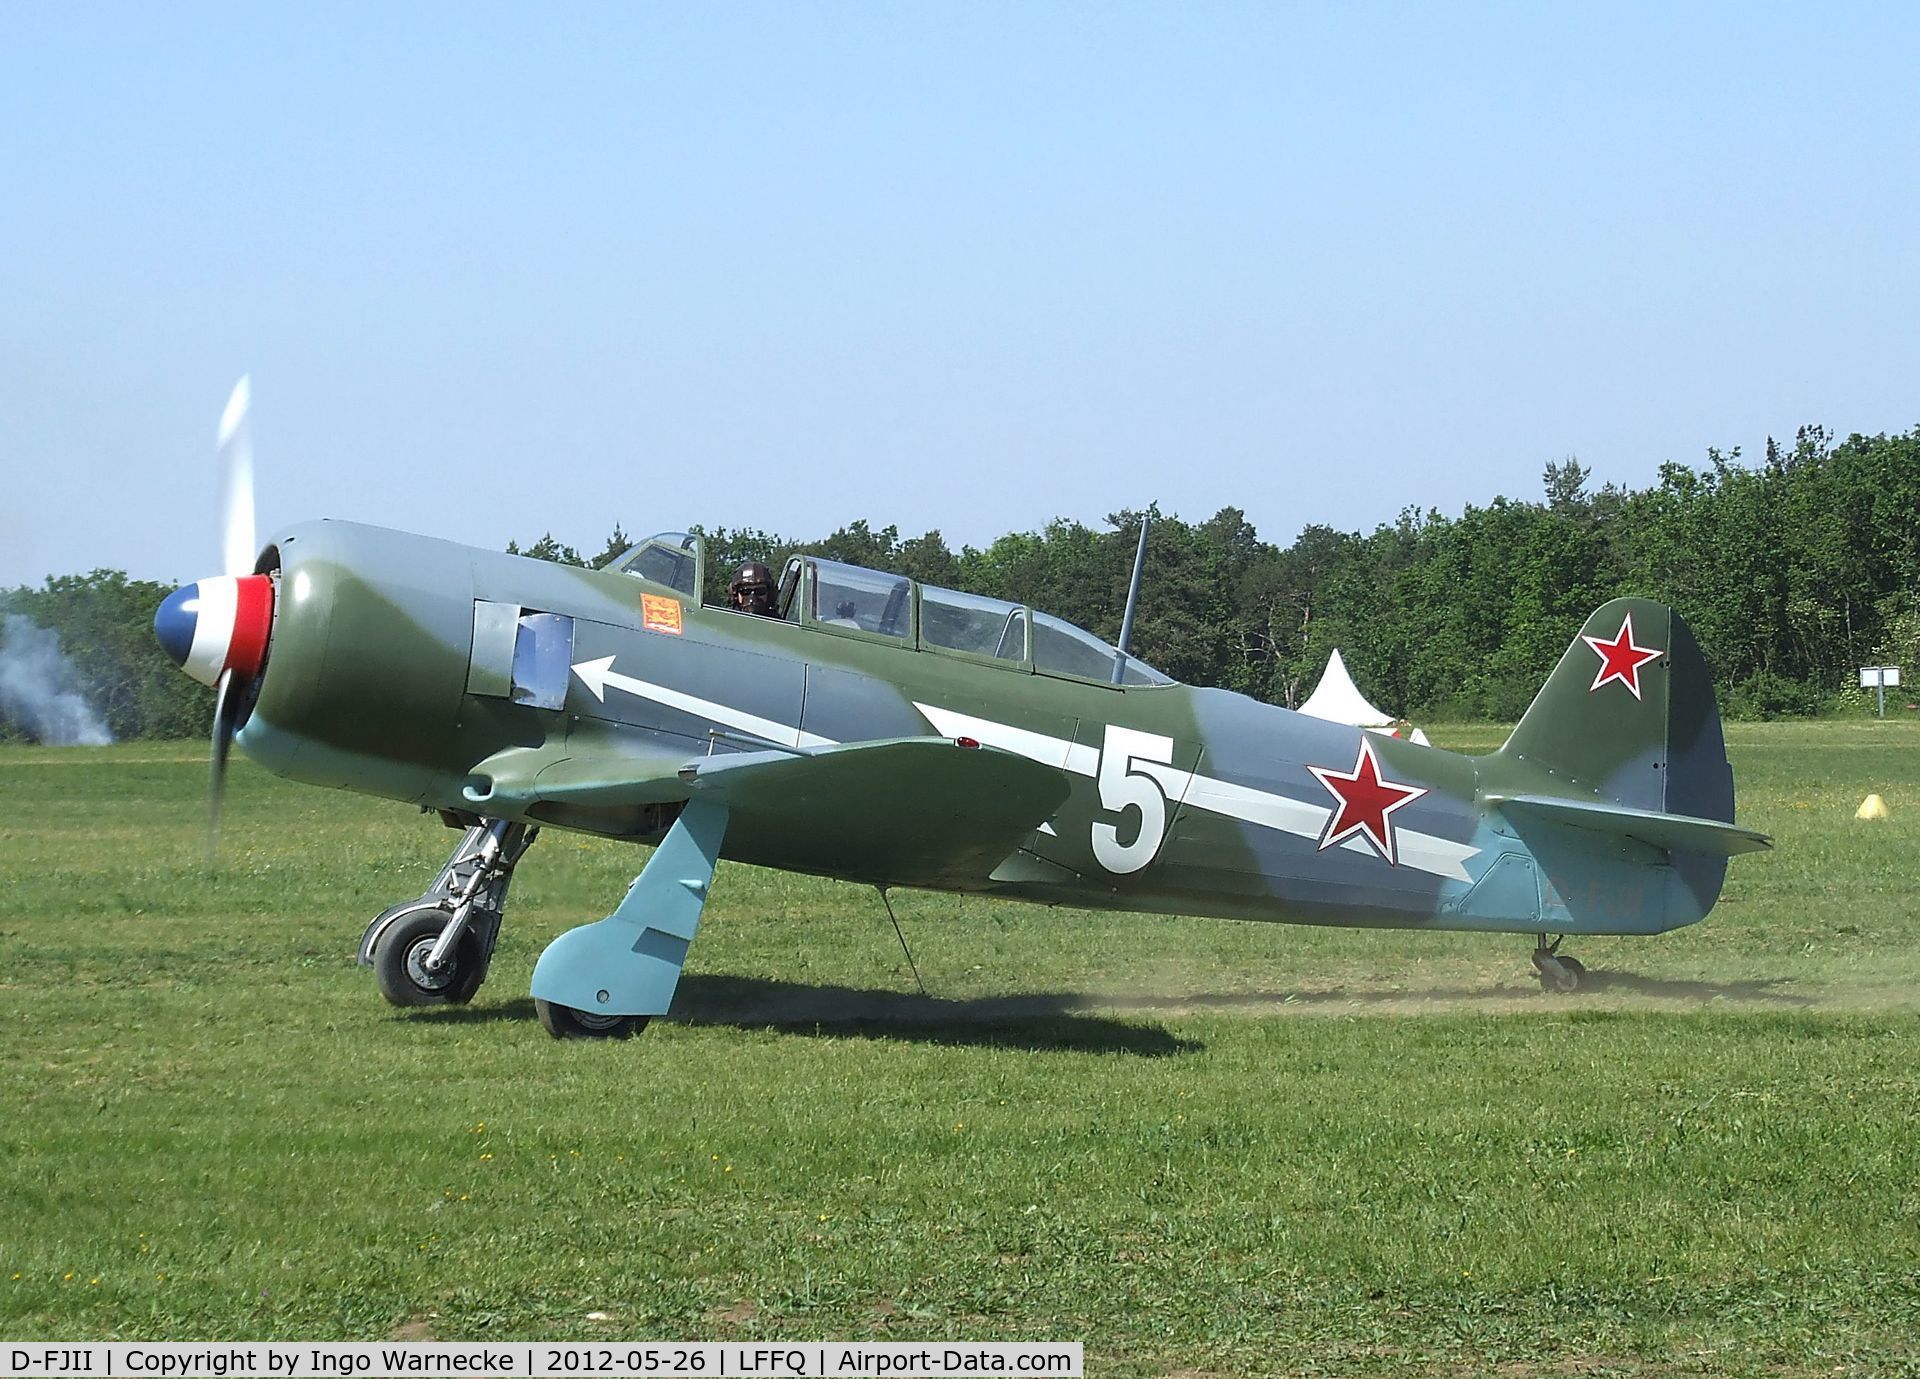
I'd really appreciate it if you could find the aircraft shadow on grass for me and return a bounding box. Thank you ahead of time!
[1087,969,1813,1011]
[1574,969,1812,1005]
[404,968,1810,1048]
[410,977,1204,1057]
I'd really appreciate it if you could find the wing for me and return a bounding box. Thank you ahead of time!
[468,733,1070,886]
[684,737,1072,886]
[462,732,693,835]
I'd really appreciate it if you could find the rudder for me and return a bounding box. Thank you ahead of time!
[1497,597,1733,824]
[1470,598,1759,934]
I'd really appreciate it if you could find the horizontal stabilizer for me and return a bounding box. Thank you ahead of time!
[1485,793,1772,857]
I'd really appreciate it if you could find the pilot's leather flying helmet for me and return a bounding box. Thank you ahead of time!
[729,561,773,592]
[729,561,776,612]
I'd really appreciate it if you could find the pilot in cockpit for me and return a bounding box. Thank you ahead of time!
[727,561,779,617]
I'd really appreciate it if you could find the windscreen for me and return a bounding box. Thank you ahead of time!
[611,532,699,596]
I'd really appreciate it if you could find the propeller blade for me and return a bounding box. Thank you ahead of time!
[208,668,242,856]
[218,375,256,578]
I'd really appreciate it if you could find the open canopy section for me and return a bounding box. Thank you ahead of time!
[1298,648,1396,727]
[606,529,1172,687]
[801,556,1174,686]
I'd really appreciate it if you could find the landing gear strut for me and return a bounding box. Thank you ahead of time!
[530,800,730,1040]
[1531,934,1587,993]
[360,818,538,1007]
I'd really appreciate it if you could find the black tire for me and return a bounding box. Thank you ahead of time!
[1536,956,1583,994]
[535,998,647,1040]
[372,908,484,1008]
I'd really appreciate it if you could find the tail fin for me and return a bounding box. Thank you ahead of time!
[1496,597,1734,823]
[1468,598,1767,935]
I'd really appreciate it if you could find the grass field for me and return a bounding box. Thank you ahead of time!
[2,722,1918,1375]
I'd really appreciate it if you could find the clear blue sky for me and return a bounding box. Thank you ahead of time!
[3,2,1916,588]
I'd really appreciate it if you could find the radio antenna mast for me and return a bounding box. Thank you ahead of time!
[1113,513,1151,684]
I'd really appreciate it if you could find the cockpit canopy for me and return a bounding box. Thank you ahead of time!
[609,530,1172,687]
[606,531,700,597]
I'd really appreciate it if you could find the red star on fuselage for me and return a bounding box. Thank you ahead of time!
[1582,611,1661,700]
[1308,738,1428,866]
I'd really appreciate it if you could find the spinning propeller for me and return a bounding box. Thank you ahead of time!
[152,377,276,847]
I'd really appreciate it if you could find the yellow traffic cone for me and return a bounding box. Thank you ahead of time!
[1856,794,1890,821]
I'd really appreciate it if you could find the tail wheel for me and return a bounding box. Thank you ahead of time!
[535,998,647,1040]
[1533,953,1585,994]
[373,907,484,1007]
[1531,936,1588,995]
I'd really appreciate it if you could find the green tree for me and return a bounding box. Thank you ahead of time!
[2,571,214,741]
[506,533,585,566]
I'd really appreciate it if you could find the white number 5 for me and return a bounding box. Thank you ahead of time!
[1091,724,1175,874]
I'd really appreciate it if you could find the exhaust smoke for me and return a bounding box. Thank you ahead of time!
[0,614,114,746]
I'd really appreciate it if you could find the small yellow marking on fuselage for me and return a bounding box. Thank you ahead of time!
[640,594,684,636]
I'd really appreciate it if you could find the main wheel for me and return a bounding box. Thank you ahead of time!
[535,998,647,1040]
[372,907,485,1008]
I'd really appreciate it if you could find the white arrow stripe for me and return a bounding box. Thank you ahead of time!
[572,656,837,751]
[1391,829,1478,881]
[916,703,1097,775]
[913,701,1477,884]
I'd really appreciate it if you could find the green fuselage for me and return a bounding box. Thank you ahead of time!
[234,519,1735,938]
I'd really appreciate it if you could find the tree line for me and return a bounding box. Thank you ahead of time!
[6,425,1917,742]
[519,426,1920,721]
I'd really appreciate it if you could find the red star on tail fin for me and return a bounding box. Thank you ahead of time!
[1582,611,1662,700]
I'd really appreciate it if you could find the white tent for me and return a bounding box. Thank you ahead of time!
[1297,649,1431,745]
[1298,648,1395,727]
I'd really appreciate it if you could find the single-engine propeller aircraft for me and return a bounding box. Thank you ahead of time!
[154,385,1770,1037]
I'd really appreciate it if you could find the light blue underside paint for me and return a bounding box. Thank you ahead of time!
[1437,821,1707,937]
[529,799,730,1016]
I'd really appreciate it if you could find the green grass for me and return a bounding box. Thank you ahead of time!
[2,722,1918,1375]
